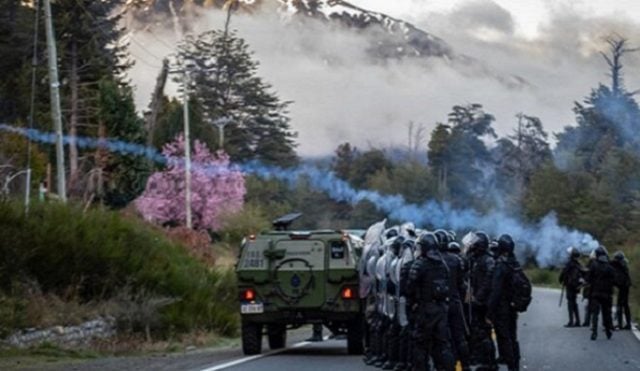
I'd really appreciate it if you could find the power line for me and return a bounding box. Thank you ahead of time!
[69,0,165,68]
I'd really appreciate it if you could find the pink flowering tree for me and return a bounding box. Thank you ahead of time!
[135,134,246,230]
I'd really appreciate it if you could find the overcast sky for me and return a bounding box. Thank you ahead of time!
[128,0,640,156]
[349,0,640,38]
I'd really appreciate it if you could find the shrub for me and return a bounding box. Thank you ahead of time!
[0,201,238,337]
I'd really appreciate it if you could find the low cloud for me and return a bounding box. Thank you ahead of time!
[125,3,640,156]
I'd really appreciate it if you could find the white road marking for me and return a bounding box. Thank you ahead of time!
[200,335,330,371]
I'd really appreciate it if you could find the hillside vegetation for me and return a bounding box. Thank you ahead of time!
[0,202,238,340]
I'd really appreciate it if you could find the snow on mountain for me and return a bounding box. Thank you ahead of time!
[277,0,453,58]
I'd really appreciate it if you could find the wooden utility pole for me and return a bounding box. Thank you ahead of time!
[183,70,192,229]
[146,59,170,147]
[43,0,67,202]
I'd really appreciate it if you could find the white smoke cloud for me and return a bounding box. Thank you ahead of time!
[125,2,640,156]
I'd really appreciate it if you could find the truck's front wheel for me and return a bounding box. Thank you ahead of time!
[242,321,263,355]
[267,324,287,349]
[347,319,364,355]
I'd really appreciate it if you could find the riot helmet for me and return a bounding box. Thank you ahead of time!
[434,229,450,251]
[385,227,399,240]
[472,231,490,253]
[567,246,580,259]
[402,239,415,251]
[613,251,627,262]
[497,234,515,254]
[448,241,461,254]
[390,236,405,256]
[417,232,439,255]
[594,246,609,262]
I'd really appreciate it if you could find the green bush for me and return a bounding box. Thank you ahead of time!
[0,201,238,337]
[525,267,560,288]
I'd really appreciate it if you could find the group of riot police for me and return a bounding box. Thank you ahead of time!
[359,222,530,371]
[559,245,633,340]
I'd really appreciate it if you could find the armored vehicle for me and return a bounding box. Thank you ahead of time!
[236,213,365,355]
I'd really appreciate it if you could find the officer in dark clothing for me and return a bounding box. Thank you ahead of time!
[558,247,584,327]
[435,230,471,371]
[611,251,632,330]
[382,237,405,370]
[581,252,596,327]
[586,246,615,340]
[488,235,521,371]
[395,240,416,371]
[407,232,456,371]
[467,232,497,371]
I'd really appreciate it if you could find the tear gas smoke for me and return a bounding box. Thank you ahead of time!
[1,123,598,266]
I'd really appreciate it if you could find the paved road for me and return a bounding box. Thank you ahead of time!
[12,288,640,371]
[214,288,640,371]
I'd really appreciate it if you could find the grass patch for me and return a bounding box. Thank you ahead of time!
[525,267,561,289]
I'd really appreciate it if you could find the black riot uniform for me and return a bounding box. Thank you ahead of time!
[407,233,456,371]
[395,240,416,371]
[587,247,615,340]
[468,232,497,371]
[435,230,471,371]
[382,237,405,370]
[487,235,521,371]
[559,248,584,327]
[611,251,632,330]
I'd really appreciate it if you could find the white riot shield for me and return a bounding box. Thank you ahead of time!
[400,222,416,238]
[462,231,479,255]
[396,246,414,326]
[375,253,388,314]
[359,221,386,281]
[398,297,409,326]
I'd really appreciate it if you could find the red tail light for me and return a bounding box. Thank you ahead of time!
[244,288,256,301]
[341,287,355,300]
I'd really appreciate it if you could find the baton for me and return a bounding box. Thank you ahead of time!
[559,285,564,308]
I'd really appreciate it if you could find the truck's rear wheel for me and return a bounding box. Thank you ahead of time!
[267,324,287,350]
[242,321,263,355]
[347,319,364,355]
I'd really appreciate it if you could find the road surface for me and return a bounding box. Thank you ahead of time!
[12,288,640,371]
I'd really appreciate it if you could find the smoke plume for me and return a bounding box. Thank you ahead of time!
[1,123,598,266]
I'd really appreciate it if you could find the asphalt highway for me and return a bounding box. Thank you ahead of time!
[15,288,640,371]
[208,288,640,371]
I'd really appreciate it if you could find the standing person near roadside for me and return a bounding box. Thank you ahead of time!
[586,246,615,340]
[488,235,523,371]
[611,251,632,330]
[559,247,584,327]
[467,232,497,371]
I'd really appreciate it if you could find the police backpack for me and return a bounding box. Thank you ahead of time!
[510,267,532,312]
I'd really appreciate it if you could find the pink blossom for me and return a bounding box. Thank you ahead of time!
[135,134,246,230]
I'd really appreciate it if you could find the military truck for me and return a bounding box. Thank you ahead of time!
[236,213,365,355]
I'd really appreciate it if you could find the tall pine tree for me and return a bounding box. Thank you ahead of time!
[176,29,298,165]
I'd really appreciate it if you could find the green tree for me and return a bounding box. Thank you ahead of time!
[494,114,552,211]
[176,29,298,164]
[97,79,151,208]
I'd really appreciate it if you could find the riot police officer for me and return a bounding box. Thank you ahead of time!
[394,239,416,371]
[435,230,471,371]
[407,232,456,371]
[467,232,497,371]
[382,236,405,370]
[559,247,584,327]
[586,246,615,340]
[488,235,521,371]
[611,251,632,330]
